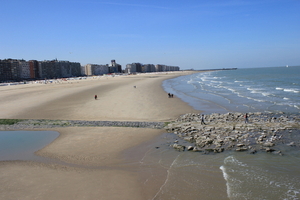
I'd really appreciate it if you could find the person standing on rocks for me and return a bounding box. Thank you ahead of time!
[201,114,206,125]
[244,113,248,123]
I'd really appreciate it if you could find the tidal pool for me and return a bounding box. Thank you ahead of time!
[0,131,59,161]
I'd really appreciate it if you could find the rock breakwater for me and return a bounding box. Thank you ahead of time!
[0,119,165,130]
[165,112,300,154]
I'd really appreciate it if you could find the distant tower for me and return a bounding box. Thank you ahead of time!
[111,60,116,67]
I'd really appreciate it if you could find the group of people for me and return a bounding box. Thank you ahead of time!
[168,93,174,98]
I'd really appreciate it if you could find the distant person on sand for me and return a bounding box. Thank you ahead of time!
[168,93,174,98]
[94,95,97,100]
[201,114,206,125]
[244,113,248,123]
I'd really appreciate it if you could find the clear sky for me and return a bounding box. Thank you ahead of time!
[1,0,299,69]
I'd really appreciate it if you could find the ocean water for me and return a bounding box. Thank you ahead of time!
[158,67,300,200]
[163,66,300,114]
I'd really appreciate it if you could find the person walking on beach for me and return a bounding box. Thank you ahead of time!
[244,113,248,123]
[94,95,97,100]
[201,114,206,125]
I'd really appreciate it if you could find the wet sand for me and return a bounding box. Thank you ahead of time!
[0,72,209,200]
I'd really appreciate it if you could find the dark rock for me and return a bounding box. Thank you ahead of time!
[187,146,194,151]
[265,148,276,152]
[249,149,257,154]
[214,148,224,153]
[236,147,248,151]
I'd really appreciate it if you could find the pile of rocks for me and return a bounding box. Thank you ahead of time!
[0,119,165,130]
[165,112,300,154]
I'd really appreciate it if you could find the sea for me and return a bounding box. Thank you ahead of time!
[163,66,300,114]
[142,66,300,200]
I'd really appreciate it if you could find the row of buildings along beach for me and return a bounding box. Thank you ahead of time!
[0,59,180,82]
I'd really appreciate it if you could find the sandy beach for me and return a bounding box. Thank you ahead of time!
[0,72,197,121]
[0,72,203,200]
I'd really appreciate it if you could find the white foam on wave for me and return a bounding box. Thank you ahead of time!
[248,88,264,94]
[283,97,290,100]
[246,96,267,102]
[262,93,271,96]
[220,165,231,199]
[213,76,221,79]
[220,156,248,199]
[276,87,284,90]
[284,89,298,93]
[211,81,221,83]
[220,155,300,200]
[250,90,260,94]
[228,88,237,93]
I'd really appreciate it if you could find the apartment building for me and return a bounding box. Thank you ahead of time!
[19,60,30,79]
[28,60,40,79]
[0,59,20,81]
[39,60,81,79]
[142,64,156,73]
[0,59,13,81]
[84,64,109,76]
[125,63,142,74]
[109,60,122,73]
[155,64,179,72]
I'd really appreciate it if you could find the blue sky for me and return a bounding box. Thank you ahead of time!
[1,0,299,69]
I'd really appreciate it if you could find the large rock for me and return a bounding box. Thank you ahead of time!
[263,142,275,147]
[173,144,185,151]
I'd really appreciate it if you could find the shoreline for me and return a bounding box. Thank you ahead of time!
[0,71,204,200]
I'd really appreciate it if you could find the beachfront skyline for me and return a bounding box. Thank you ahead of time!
[1,0,299,69]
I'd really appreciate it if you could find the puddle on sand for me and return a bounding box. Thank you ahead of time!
[0,131,59,162]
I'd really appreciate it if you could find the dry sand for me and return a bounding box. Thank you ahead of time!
[0,72,197,121]
[0,72,200,200]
